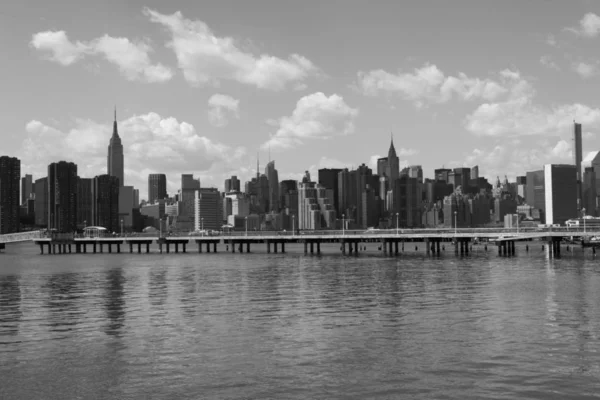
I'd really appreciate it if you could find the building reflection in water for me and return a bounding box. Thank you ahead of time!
[44,272,83,332]
[105,268,126,337]
[0,276,22,337]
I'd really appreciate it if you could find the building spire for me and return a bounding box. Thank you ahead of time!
[256,152,259,179]
[112,106,119,138]
[114,105,117,122]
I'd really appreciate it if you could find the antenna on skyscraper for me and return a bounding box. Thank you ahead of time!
[257,151,260,179]
[114,105,117,122]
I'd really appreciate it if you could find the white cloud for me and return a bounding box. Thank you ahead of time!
[30,30,88,66]
[540,55,561,71]
[566,12,600,37]
[30,30,173,83]
[144,8,318,90]
[546,34,558,47]
[464,71,600,137]
[20,112,246,197]
[459,139,573,181]
[573,61,598,78]
[355,63,508,105]
[261,92,358,150]
[207,94,240,127]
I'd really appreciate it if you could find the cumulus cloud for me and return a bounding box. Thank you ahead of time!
[566,12,600,37]
[20,112,246,197]
[261,92,358,150]
[464,71,600,137]
[207,94,240,127]
[458,139,573,181]
[573,61,598,78]
[355,63,508,105]
[30,30,173,82]
[540,55,560,71]
[145,8,318,90]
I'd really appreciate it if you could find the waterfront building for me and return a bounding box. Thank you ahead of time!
[48,161,78,232]
[389,176,421,228]
[92,174,119,233]
[544,164,577,225]
[181,174,201,217]
[21,174,33,205]
[194,188,221,231]
[298,180,336,230]
[494,198,517,223]
[107,108,124,187]
[34,177,48,227]
[148,174,167,203]
[118,186,135,228]
[0,156,21,233]
[77,177,92,228]
[265,161,280,212]
[583,167,597,216]
[318,168,342,214]
[574,122,583,208]
[525,170,545,223]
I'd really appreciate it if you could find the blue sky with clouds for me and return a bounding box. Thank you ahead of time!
[2,0,600,198]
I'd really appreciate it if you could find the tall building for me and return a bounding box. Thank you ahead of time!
[224,175,240,193]
[408,165,423,183]
[386,136,400,182]
[194,188,221,231]
[297,181,336,230]
[118,186,135,228]
[544,164,577,225]
[34,177,48,227]
[77,177,92,228]
[265,161,280,212]
[318,168,342,213]
[107,108,124,186]
[92,174,120,232]
[148,174,167,203]
[574,122,583,209]
[21,174,33,204]
[0,156,21,233]
[525,170,545,221]
[471,165,479,180]
[435,168,452,182]
[377,157,388,177]
[48,161,78,232]
[583,167,597,216]
[181,174,201,216]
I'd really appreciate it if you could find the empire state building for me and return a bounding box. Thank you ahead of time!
[107,108,124,186]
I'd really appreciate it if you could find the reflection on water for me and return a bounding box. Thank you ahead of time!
[1,246,600,399]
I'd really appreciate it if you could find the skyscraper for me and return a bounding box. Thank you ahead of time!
[574,121,583,209]
[148,174,167,203]
[48,161,78,232]
[386,136,399,182]
[544,164,577,225]
[107,108,124,187]
[318,168,342,214]
[0,156,21,233]
[92,174,120,232]
[181,174,201,216]
[224,175,240,193]
[265,161,280,212]
[21,174,33,204]
[34,177,48,227]
[77,177,92,228]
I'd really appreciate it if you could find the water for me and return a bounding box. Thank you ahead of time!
[1,242,600,399]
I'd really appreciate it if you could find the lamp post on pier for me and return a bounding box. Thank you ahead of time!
[245,216,248,236]
[395,212,399,235]
[454,211,457,238]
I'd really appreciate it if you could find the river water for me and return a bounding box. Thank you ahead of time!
[1,242,600,399]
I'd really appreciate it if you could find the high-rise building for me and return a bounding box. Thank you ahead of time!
[118,186,135,228]
[92,174,120,232]
[77,177,92,228]
[386,136,399,182]
[408,166,423,183]
[544,164,577,225]
[224,175,240,193]
[318,168,342,214]
[574,122,583,209]
[107,108,124,187]
[389,176,421,228]
[453,167,471,191]
[0,156,21,233]
[583,167,597,216]
[525,170,545,222]
[21,174,33,204]
[377,157,388,177]
[297,181,336,230]
[265,161,280,212]
[435,168,452,182]
[148,174,167,203]
[48,161,78,232]
[181,174,201,216]
[471,166,479,180]
[194,188,221,231]
[34,177,48,227]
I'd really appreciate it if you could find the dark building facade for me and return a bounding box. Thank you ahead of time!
[525,170,545,222]
[318,168,342,214]
[544,164,577,225]
[21,174,33,204]
[0,156,21,233]
[224,175,240,193]
[48,161,78,232]
[148,174,167,203]
[92,174,120,232]
[77,177,92,228]
[34,177,48,227]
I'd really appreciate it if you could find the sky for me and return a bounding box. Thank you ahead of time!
[2,0,600,199]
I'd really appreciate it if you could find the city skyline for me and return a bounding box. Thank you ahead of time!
[4,1,600,196]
